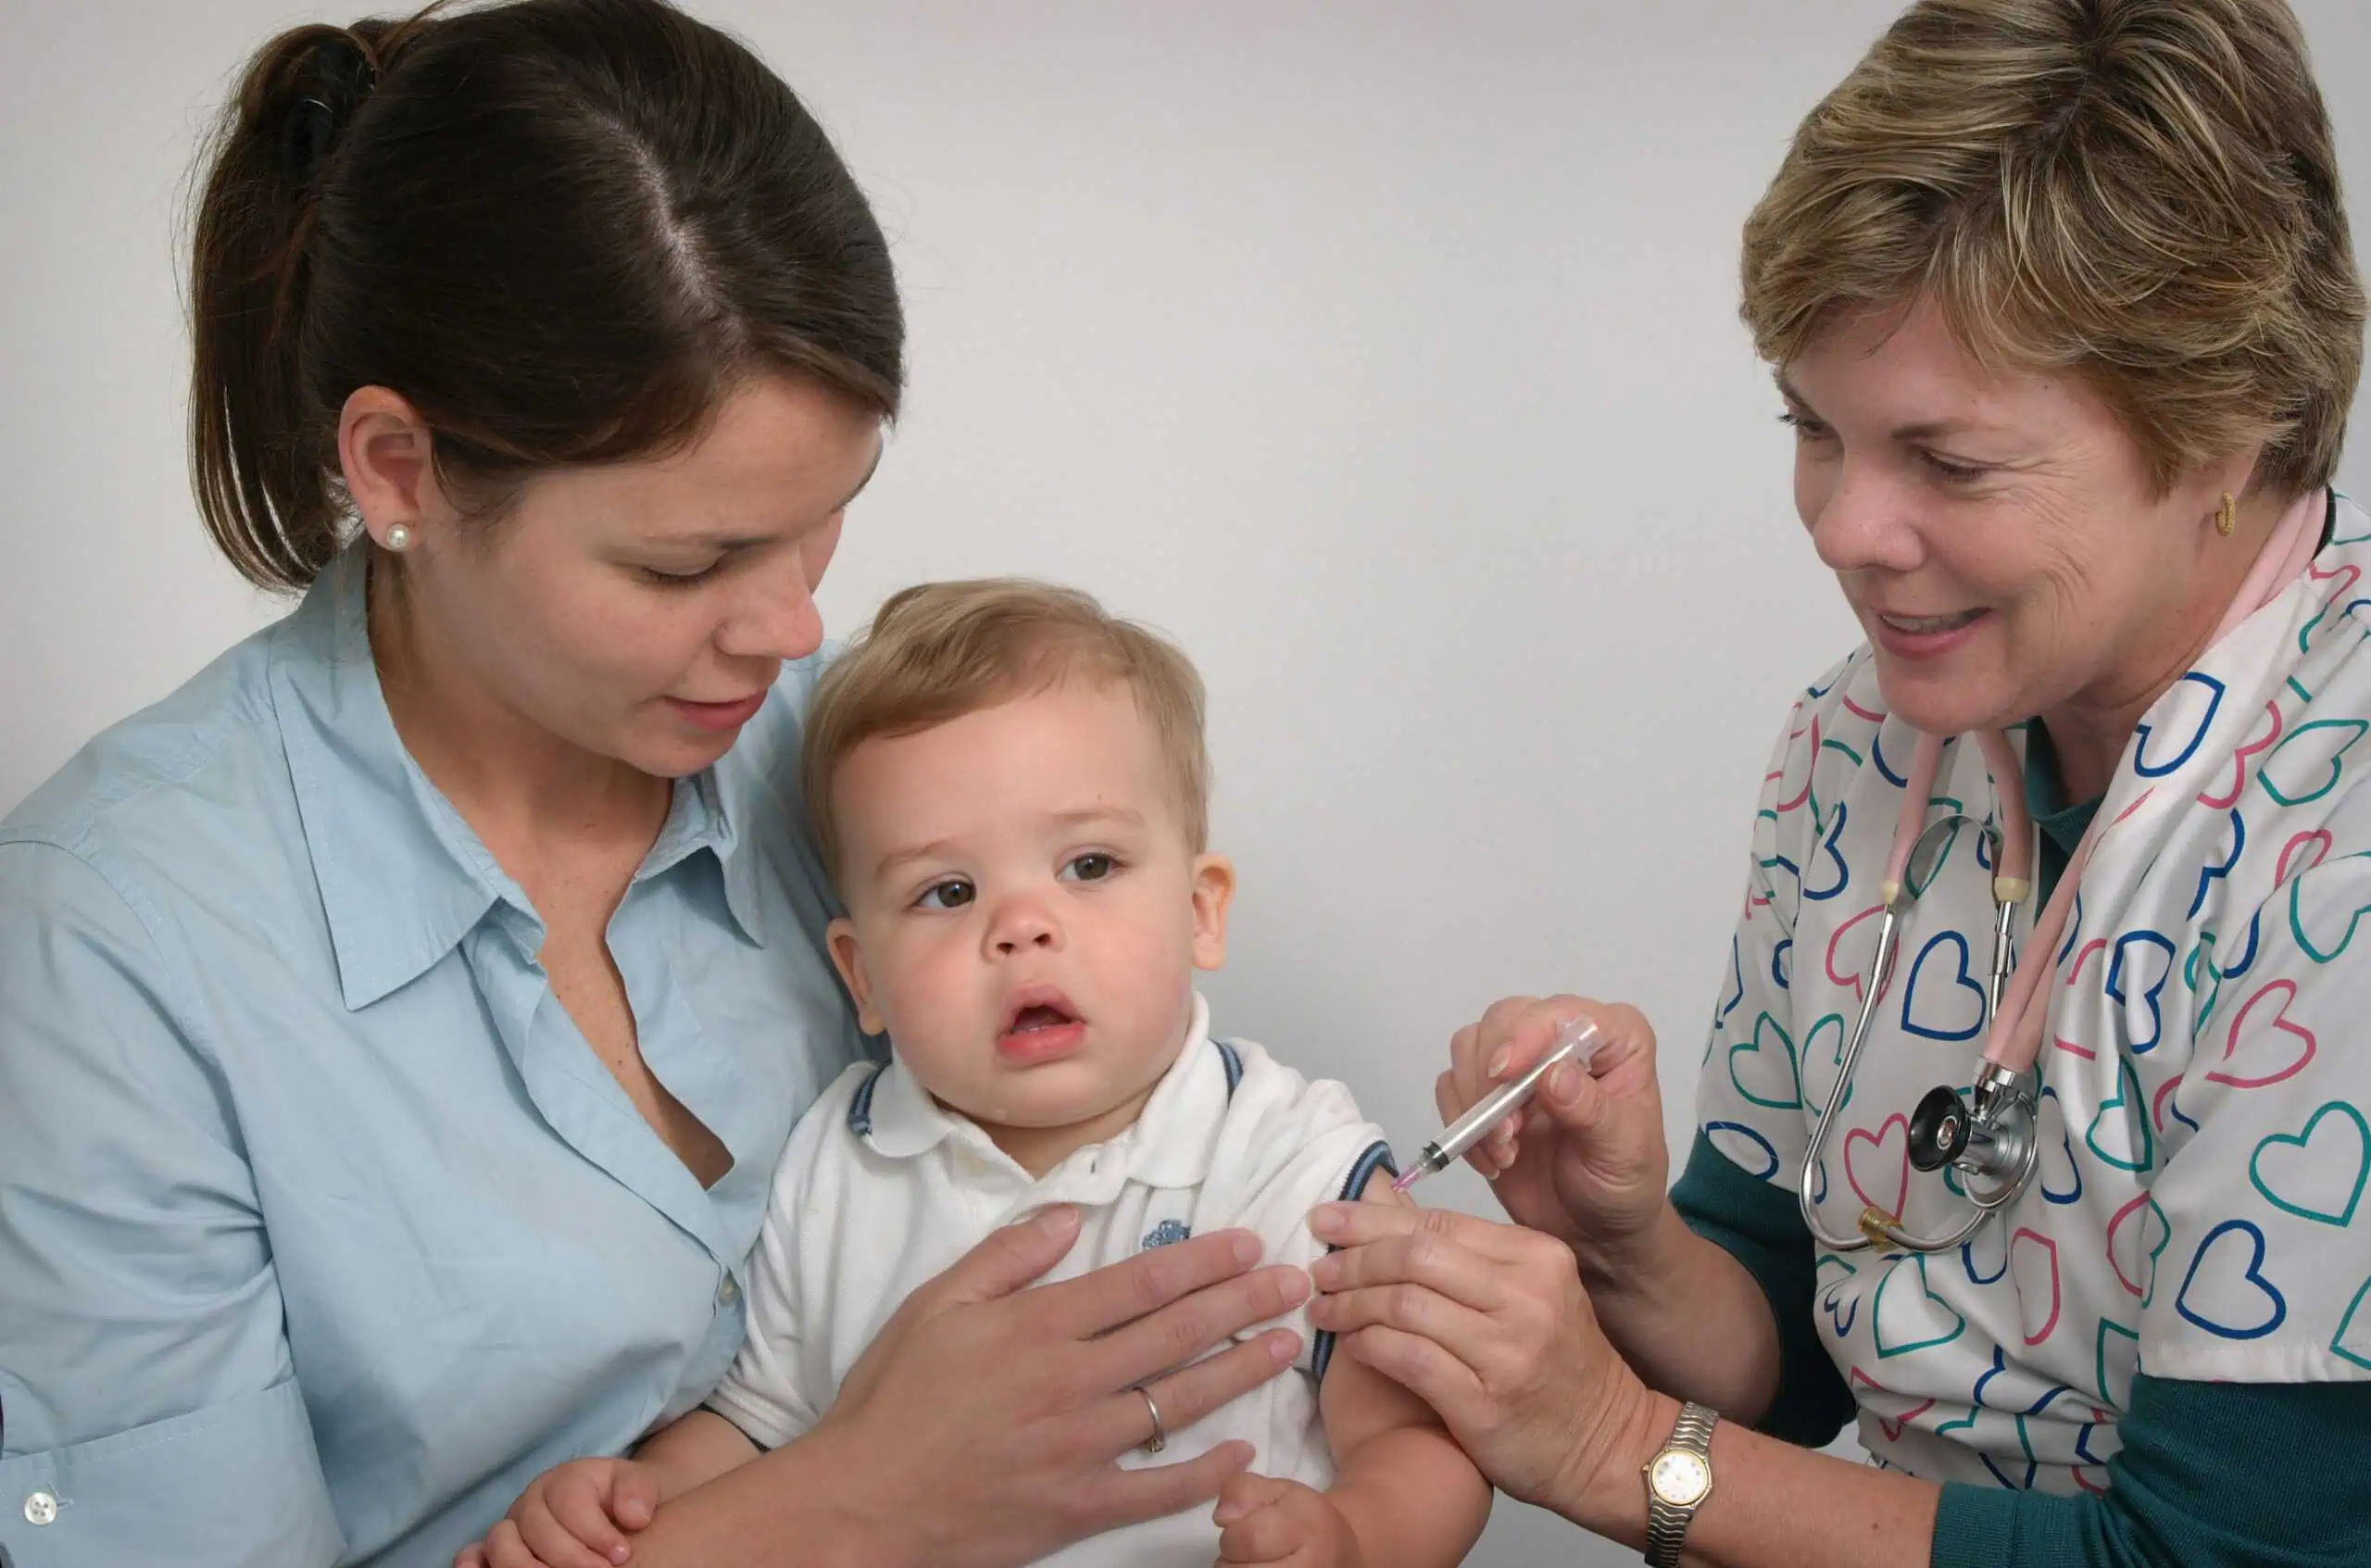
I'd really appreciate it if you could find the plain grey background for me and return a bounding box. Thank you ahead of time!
[5,3,2371,1563]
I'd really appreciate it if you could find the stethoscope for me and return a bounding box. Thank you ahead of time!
[1800,731,2044,1254]
[1800,487,2329,1255]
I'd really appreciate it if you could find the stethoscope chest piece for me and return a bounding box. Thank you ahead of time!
[1906,1064,2039,1207]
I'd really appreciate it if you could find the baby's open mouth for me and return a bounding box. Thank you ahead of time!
[996,988,1086,1064]
[998,985,1084,1037]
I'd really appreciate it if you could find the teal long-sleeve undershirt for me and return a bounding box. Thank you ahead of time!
[1669,1135,2371,1565]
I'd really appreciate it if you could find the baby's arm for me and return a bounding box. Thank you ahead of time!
[457,1412,760,1568]
[1215,1191,1492,1568]
[1313,1308,1494,1567]
[635,1408,766,1498]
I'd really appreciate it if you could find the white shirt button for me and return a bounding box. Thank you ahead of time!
[717,1274,740,1308]
[23,1490,58,1526]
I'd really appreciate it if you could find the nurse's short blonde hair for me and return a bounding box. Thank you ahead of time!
[1740,0,2365,497]
[801,579,1211,883]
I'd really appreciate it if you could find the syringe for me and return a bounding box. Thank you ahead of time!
[1389,1016,1605,1194]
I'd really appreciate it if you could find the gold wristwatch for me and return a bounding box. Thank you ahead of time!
[1642,1399,1717,1567]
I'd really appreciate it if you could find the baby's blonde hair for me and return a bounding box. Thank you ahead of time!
[802,579,1211,882]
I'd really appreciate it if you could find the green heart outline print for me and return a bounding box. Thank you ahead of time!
[1728,1010,1802,1110]
[2259,718,2366,808]
[2084,1053,2155,1173]
[2287,851,2371,964]
[2248,1099,2369,1227]
[1873,1251,1967,1359]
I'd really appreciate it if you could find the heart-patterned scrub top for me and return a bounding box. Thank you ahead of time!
[1675,491,2371,1564]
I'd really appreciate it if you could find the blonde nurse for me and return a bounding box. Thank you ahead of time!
[1302,2,2371,1564]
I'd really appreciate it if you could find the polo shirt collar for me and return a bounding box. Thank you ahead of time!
[858,993,1231,1190]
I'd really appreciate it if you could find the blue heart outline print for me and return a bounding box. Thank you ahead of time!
[1705,1121,1780,1182]
[2132,671,2226,778]
[1803,803,1851,903]
[2105,931,2176,1056]
[1901,931,1988,1042]
[2174,1218,2289,1340]
[2187,809,2245,921]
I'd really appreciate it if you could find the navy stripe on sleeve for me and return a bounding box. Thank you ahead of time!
[1310,1138,1399,1383]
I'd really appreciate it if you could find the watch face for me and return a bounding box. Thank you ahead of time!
[1650,1449,1712,1507]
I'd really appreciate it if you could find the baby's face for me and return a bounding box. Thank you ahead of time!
[823,678,1231,1143]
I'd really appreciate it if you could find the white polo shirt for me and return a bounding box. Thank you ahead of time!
[707,994,1396,1567]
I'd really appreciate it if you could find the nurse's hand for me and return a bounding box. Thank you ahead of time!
[1303,1202,1655,1519]
[813,1204,1310,1568]
[1437,997,1667,1269]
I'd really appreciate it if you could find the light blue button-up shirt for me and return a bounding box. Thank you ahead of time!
[0,546,867,1567]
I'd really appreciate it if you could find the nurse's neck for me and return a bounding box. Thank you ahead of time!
[2029,706,2126,805]
[2038,489,2292,803]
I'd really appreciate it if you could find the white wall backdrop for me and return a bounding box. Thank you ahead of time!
[6,3,2370,1562]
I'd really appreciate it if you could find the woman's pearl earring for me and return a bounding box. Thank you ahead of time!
[383,523,414,553]
[2214,493,2236,537]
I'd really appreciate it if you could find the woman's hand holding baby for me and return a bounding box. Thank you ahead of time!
[1305,1203,1656,1524]
[810,1202,1311,1568]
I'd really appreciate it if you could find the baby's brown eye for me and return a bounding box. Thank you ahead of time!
[1064,854,1115,882]
[918,879,975,909]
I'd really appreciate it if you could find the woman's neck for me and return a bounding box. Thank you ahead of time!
[2031,698,2146,805]
[369,567,670,860]
[2038,489,2304,802]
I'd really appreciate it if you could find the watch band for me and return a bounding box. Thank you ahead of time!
[1643,1400,1718,1568]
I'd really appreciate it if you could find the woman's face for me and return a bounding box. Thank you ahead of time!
[1782,299,2239,741]
[379,375,883,780]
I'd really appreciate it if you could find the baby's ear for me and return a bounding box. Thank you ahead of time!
[825,917,886,1035]
[1189,853,1235,971]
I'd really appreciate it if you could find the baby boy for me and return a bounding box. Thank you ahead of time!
[475,579,1488,1567]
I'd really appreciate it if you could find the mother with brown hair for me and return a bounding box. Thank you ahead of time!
[0,4,1311,1565]
[1310,2,2371,1564]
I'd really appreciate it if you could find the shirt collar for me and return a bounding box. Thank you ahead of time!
[638,765,769,948]
[270,547,763,1011]
[859,993,1230,1191]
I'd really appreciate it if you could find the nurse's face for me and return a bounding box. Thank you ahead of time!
[1782,299,2241,744]
[352,374,883,780]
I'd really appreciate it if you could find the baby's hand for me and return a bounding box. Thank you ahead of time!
[1212,1473,1365,1567]
[451,1456,660,1568]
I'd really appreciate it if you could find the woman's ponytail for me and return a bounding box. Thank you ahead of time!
[187,0,903,592]
[189,20,413,589]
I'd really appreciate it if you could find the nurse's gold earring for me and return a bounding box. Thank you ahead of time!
[383,523,415,552]
[2215,493,2236,537]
